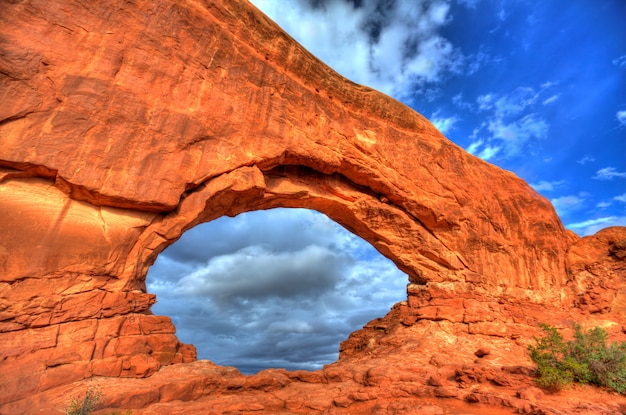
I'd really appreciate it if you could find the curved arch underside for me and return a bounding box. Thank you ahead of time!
[1,0,624,412]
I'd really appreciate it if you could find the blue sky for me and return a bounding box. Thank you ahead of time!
[148,0,625,373]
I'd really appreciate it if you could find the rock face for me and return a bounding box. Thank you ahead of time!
[0,0,624,413]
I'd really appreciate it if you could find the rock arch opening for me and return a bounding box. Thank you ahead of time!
[147,208,407,373]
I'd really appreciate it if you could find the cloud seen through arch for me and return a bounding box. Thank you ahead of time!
[147,208,407,373]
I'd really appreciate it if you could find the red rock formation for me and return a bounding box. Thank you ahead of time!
[568,227,626,320]
[0,0,624,413]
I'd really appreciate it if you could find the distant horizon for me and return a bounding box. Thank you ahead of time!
[148,0,625,374]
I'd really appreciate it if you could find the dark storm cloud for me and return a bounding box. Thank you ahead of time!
[153,279,370,372]
[306,0,366,11]
[161,209,344,265]
[305,0,397,42]
[147,209,407,373]
[189,316,351,373]
[250,0,460,99]
[173,245,351,305]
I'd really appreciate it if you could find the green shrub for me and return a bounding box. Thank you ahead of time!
[66,386,102,415]
[528,323,626,393]
[65,386,131,415]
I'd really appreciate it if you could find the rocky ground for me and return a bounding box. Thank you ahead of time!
[9,307,626,415]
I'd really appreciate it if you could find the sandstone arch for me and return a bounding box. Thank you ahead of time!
[1,0,624,412]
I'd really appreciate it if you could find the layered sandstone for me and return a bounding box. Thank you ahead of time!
[0,0,624,413]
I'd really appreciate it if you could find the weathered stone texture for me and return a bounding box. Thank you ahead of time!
[0,0,624,413]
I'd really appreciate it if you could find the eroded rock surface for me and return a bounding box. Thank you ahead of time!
[0,0,624,413]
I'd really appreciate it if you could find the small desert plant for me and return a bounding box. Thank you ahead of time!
[528,323,626,393]
[66,385,102,415]
[65,385,132,415]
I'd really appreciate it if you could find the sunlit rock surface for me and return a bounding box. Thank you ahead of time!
[0,0,624,413]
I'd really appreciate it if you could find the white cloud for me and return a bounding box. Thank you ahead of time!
[172,245,346,302]
[530,180,565,192]
[542,94,559,105]
[250,0,463,98]
[470,83,561,160]
[566,216,626,236]
[596,201,611,209]
[478,87,539,117]
[615,193,626,203]
[457,0,480,8]
[430,112,458,135]
[477,84,558,118]
[464,49,492,75]
[466,114,548,161]
[551,194,586,217]
[540,81,559,89]
[452,93,475,110]
[617,110,626,127]
[594,167,626,180]
[486,113,548,157]
[477,93,495,111]
[613,55,626,68]
[576,155,595,165]
[497,8,507,21]
[268,320,314,334]
[478,145,501,160]
[465,139,501,161]
[466,139,483,155]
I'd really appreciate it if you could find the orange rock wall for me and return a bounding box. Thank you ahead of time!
[0,0,622,411]
[0,0,570,290]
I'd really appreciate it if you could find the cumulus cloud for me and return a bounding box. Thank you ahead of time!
[452,93,474,111]
[477,87,540,117]
[147,208,407,373]
[173,245,345,304]
[478,146,501,160]
[250,0,463,98]
[550,194,586,218]
[465,138,501,161]
[613,55,626,68]
[566,216,626,236]
[486,114,548,157]
[594,167,626,180]
[160,209,344,267]
[542,94,559,105]
[466,83,559,161]
[530,180,565,192]
[430,112,458,135]
[466,117,548,161]
[617,110,626,127]
[576,155,595,165]
[456,0,480,9]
